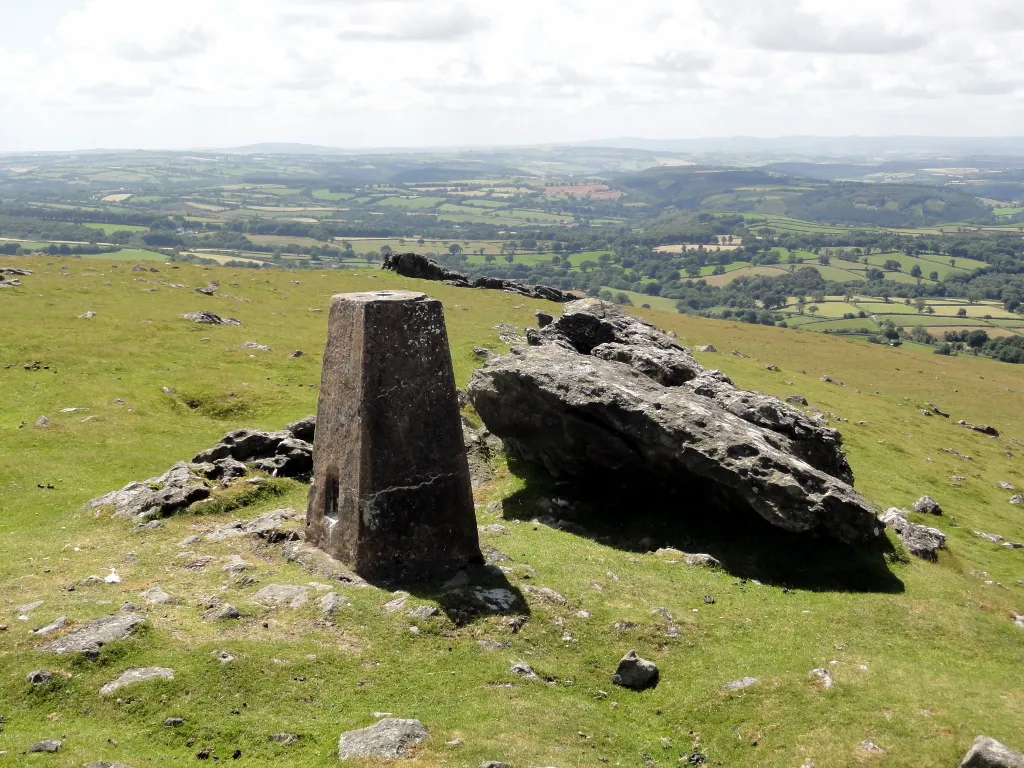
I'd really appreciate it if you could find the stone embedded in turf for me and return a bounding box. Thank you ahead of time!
[306,290,482,584]
[337,718,429,761]
[100,667,175,695]
[36,615,144,659]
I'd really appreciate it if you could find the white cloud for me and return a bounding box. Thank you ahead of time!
[0,0,1022,150]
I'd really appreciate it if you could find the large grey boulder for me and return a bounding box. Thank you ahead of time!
[958,736,1024,768]
[530,300,852,482]
[36,615,144,659]
[881,509,946,561]
[468,302,878,544]
[337,718,429,760]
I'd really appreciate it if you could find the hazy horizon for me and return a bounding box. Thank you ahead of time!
[2,0,1024,152]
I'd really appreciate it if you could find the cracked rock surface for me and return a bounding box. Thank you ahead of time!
[467,299,877,544]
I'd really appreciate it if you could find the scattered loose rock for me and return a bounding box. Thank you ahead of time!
[240,341,270,351]
[28,740,62,753]
[100,667,175,695]
[809,668,834,688]
[510,662,542,681]
[181,311,241,326]
[912,496,942,516]
[611,650,659,691]
[695,345,717,353]
[1010,495,1024,506]
[337,718,429,761]
[205,604,240,620]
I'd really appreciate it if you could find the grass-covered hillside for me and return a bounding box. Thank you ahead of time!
[1,256,1023,767]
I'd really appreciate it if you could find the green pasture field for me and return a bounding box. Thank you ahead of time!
[375,196,447,210]
[82,223,149,235]
[1,257,1024,767]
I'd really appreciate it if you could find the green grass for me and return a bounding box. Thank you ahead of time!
[82,223,149,235]
[1,257,1023,767]
[82,248,166,262]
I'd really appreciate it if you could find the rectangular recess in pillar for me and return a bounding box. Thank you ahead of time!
[306,290,482,583]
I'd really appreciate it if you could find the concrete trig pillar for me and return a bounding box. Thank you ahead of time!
[306,290,482,583]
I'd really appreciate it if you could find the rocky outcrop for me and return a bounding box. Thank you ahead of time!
[467,300,876,544]
[84,419,316,521]
[381,252,575,302]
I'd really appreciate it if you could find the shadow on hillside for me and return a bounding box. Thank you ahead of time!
[362,565,531,628]
[499,455,905,595]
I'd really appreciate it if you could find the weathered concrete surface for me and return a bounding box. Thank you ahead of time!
[307,291,482,583]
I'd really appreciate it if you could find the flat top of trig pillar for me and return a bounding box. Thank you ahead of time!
[331,290,429,304]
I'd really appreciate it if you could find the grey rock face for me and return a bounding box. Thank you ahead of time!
[881,509,946,561]
[83,461,211,521]
[36,615,144,658]
[468,303,876,544]
[1010,495,1024,505]
[912,496,943,515]
[253,584,309,609]
[611,650,659,690]
[337,718,429,761]
[958,736,1024,768]
[181,310,241,326]
[510,662,542,681]
[100,667,175,695]
[786,395,809,406]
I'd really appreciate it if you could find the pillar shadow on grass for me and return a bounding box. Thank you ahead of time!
[500,455,905,595]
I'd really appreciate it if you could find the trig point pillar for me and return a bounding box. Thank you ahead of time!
[306,290,483,583]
